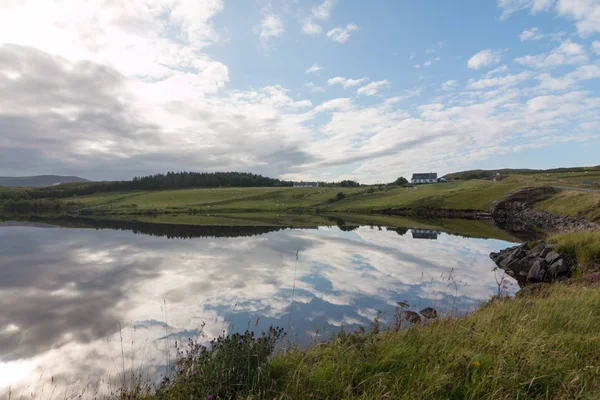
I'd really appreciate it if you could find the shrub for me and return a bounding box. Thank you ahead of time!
[156,326,284,399]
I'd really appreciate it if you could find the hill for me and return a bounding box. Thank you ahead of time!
[0,175,90,187]
[443,166,600,181]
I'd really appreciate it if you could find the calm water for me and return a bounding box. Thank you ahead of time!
[0,221,518,396]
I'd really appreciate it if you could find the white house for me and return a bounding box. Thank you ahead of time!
[411,173,438,184]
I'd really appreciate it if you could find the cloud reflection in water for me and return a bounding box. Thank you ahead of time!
[0,224,517,395]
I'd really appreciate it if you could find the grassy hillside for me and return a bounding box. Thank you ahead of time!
[3,170,599,226]
[137,281,600,400]
[444,166,600,181]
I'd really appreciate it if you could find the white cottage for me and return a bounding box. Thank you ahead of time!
[411,173,438,184]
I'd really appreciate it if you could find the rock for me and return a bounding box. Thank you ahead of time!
[527,259,547,283]
[506,255,537,277]
[545,251,561,264]
[396,301,410,308]
[540,247,553,258]
[401,311,422,324]
[548,259,570,278]
[419,307,438,319]
[527,243,546,257]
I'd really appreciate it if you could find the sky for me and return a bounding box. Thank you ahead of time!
[0,0,599,183]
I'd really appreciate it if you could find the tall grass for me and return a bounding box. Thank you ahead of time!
[549,229,600,270]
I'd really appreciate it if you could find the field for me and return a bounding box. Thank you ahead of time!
[62,172,600,221]
[3,170,600,227]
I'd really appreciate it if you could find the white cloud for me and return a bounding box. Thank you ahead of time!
[306,63,324,74]
[498,0,600,37]
[515,39,588,69]
[258,12,284,44]
[537,65,600,90]
[555,0,600,37]
[326,24,358,43]
[519,27,565,41]
[312,0,337,20]
[520,27,543,41]
[356,80,390,96]
[498,0,554,18]
[467,49,502,70]
[442,80,458,91]
[302,19,322,35]
[314,97,354,112]
[468,72,532,89]
[593,41,600,55]
[327,76,369,88]
[305,82,325,93]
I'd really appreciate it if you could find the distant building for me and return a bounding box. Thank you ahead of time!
[411,229,440,240]
[411,173,438,184]
[293,181,319,187]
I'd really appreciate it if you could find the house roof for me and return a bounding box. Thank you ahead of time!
[412,173,438,180]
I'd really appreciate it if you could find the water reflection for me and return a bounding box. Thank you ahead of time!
[0,223,517,397]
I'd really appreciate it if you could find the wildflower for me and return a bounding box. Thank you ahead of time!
[208,395,214,399]
[472,361,481,368]
[192,371,198,375]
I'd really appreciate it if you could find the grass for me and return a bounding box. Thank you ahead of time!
[135,281,600,400]
[534,190,600,222]
[4,170,599,226]
[549,229,600,270]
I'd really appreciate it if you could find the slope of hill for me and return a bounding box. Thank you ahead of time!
[0,175,90,187]
[443,166,600,180]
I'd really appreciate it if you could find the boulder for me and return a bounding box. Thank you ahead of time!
[419,307,438,319]
[527,259,547,283]
[548,259,570,278]
[401,311,422,324]
[527,243,546,257]
[540,247,553,258]
[545,251,561,264]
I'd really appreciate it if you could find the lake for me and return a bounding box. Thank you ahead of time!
[0,219,519,397]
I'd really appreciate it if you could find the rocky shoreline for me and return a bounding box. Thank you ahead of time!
[491,186,597,233]
[489,187,597,287]
[490,242,576,286]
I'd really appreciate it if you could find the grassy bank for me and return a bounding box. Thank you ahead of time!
[136,281,600,400]
[549,230,600,271]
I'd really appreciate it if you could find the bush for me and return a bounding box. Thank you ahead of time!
[156,326,284,399]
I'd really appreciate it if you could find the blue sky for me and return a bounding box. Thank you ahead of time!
[0,0,598,182]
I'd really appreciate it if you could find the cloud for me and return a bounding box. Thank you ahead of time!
[314,97,354,112]
[520,27,543,41]
[306,63,324,74]
[593,41,600,55]
[356,80,390,96]
[326,24,358,43]
[305,82,325,93]
[519,27,565,41]
[498,0,555,18]
[327,76,369,88]
[498,0,600,37]
[467,72,532,89]
[536,65,600,91]
[312,0,337,20]
[442,80,458,91]
[514,39,588,69]
[468,50,502,70]
[302,19,322,35]
[258,11,284,44]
